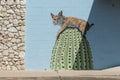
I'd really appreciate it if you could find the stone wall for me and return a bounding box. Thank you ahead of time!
[0,0,25,70]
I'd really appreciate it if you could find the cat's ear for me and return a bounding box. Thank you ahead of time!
[58,11,63,16]
[51,13,54,18]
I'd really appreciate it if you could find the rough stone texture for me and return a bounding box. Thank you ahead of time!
[0,0,25,70]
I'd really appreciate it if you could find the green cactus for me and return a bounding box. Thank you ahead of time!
[50,27,93,70]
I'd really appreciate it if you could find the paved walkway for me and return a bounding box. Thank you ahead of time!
[0,67,120,80]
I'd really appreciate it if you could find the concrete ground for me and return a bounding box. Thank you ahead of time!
[0,67,120,80]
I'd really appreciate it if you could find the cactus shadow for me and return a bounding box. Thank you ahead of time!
[72,36,93,70]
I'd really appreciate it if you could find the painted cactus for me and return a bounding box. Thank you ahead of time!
[50,27,93,70]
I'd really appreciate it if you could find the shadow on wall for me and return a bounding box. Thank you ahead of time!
[87,0,120,70]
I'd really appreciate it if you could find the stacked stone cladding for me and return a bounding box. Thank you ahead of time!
[0,0,25,70]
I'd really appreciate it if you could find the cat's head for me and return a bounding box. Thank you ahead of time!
[51,11,64,25]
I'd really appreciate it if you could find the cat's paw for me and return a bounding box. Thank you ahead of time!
[56,33,60,39]
[56,34,59,39]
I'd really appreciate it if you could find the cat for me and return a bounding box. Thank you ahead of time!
[51,11,94,38]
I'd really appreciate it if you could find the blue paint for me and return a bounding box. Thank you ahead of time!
[26,0,120,70]
[87,0,120,69]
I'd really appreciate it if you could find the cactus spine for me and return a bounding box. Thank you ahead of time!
[50,27,93,70]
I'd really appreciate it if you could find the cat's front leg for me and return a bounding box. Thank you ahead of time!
[57,25,67,39]
[56,28,64,39]
[56,30,61,39]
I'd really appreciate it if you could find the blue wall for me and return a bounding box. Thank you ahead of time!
[26,0,120,70]
[87,0,120,69]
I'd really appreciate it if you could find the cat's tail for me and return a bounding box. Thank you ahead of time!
[87,23,94,31]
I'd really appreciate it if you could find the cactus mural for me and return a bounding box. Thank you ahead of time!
[50,27,93,70]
